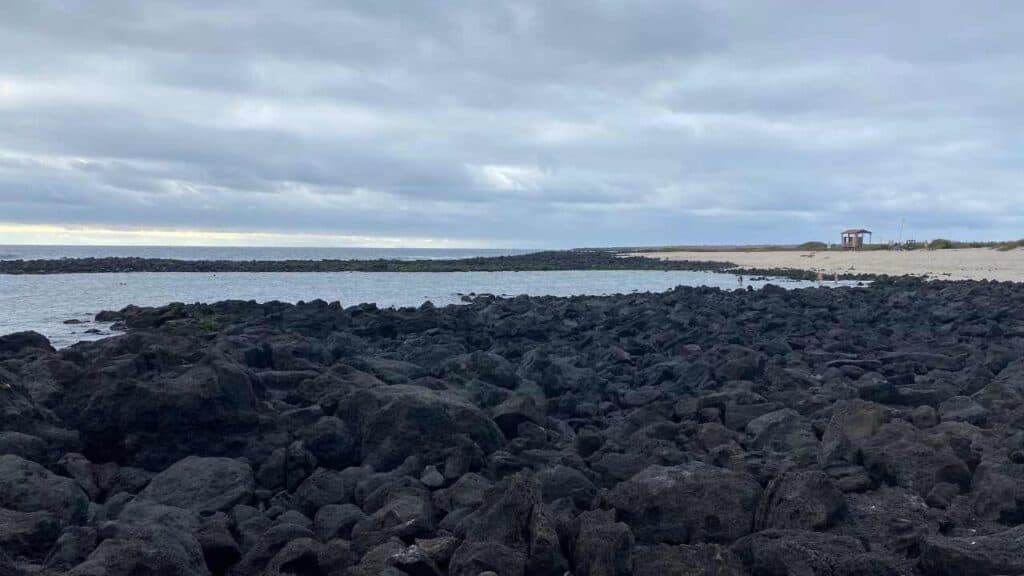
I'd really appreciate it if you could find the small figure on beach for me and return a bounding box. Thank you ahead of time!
[738,275,744,285]
[816,272,824,284]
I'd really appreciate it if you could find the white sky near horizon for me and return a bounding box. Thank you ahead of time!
[2,1,1023,248]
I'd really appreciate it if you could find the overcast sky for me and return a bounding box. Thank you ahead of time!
[1,1,1022,248]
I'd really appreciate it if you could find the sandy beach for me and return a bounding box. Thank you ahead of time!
[632,247,1024,281]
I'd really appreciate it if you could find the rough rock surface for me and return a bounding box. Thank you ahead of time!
[1,278,1022,574]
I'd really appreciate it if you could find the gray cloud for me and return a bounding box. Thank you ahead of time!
[1,0,1023,247]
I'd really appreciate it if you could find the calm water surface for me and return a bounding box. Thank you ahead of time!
[0,246,858,347]
[1,270,850,348]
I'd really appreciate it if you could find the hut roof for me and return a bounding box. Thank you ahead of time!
[841,229,872,234]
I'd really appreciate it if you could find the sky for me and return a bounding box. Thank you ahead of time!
[1,1,1022,248]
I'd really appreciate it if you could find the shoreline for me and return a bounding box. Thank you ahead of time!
[2,280,1022,573]
[632,247,1024,282]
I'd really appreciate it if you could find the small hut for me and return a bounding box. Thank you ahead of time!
[841,229,872,250]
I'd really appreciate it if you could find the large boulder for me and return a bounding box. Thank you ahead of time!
[732,529,900,576]
[0,508,60,560]
[859,422,970,497]
[573,508,634,576]
[457,472,539,550]
[139,456,254,514]
[230,523,317,575]
[68,500,207,576]
[65,358,259,468]
[299,416,356,470]
[442,351,519,389]
[745,408,819,465]
[937,396,988,426]
[449,541,526,576]
[819,400,886,467]
[608,464,761,544]
[338,385,504,471]
[0,455,88,526]
[919,525,1024,576]
[967,460,1024,523]
[293,468,355,517]
[755,471,845,531]
[712,345,766,381]
[351,491,434,553]
[0,431,47,462]
[0,332,54,358]
[632,543,744,576]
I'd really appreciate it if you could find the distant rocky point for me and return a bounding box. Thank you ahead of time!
[0,249,875,281]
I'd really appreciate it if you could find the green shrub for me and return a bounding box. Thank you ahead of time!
[797,241,828,251]
[928,238,955,250]
[996,239,1024,251]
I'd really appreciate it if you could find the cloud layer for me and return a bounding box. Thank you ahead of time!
[2,1,1022,247]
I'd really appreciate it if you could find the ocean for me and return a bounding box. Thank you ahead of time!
[0,246,850,348]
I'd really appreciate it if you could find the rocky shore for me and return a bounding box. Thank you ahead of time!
[0,249,877,281]
[3,279,1023,575]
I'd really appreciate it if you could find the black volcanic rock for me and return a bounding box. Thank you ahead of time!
[1,279,1023,573]
[138,456,254,514]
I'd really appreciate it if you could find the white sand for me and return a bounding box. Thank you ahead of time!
[630,248,1024,282]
